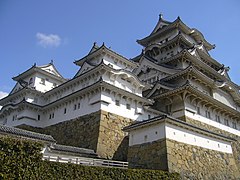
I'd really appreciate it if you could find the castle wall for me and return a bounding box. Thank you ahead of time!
[184,116,240,171]
[128,139,168,170]
[18,110,133,161]
[166,139,239,179]
[97,111,132,160]
[128,138,239,179]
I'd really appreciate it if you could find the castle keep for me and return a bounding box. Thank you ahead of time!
[0,15,239,178]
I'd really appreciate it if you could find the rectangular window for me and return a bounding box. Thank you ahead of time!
[148,115,151,119]
[207,111,211,119]
[205,110,211,119]
[38,115,40,121]
[224,119,229,126]
[49,114,51,119]
[64,108,67,114]
[232,122,237,129]
[52,113,54,118]
[115,100,120,106]
[78,103,81,109]
[126,104,131,110]
[197,107,200,114]
[74,104,77,110]
[215,115,220,123]
[144,135,148,142]
[165,104,172,114]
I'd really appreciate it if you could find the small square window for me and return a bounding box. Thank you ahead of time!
[40,78,45,85]
[144,135,148,142]
[115,100,120,106]
[126,104,131,110]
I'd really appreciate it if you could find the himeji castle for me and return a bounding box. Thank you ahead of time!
[0,15,239,179]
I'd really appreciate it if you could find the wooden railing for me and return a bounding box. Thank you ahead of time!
[42,154,128,169]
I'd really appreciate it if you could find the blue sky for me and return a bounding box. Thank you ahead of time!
[0,0,240,98]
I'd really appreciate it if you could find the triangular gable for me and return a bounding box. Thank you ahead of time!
[150,14,172,35]
[74,61,95,77]
[145,83,173,98]
[9,82,26,95]
[39,63,64,78]
[135,55,179,77]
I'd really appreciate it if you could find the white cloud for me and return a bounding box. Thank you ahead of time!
[36,33,61,48]
[0,91,8,110]
[0,91,8,100]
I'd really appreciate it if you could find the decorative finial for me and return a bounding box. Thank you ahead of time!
[33,63,36,67]
[94,42,97,46]
[50,59,53,64]
[102,42,105,46]
[159,13,163,20]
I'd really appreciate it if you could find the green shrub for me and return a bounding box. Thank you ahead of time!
[0,136,180,179]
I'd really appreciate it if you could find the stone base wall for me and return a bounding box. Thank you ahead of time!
[18,110,133,161]
[18,111,101,150]
[128,139,168,170]
[183,116,240,170]
[97,111,133,160]
[128,138,239,179]
[166,139,240,179]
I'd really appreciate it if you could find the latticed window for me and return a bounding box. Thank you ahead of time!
[197,107,200,114]
[224,119,229,126]
[232,122,237,129]
[215,115,220,123]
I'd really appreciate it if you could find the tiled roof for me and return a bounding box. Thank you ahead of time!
[50,144,98,158]
[0,124,55,142]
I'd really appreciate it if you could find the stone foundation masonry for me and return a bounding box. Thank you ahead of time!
[183,116,240,171]
[128,138,239,179]
[18,110,133,161]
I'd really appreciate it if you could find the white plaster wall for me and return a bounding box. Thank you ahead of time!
[129,123,166,146]
[34,75,57,93]
[185,110,240,136]
[165,123,232,153]
[129,121,233,154]
[100,91,157,121]
[102,73,142,96]
[103,56,133,71]
[40,95,101,127]
[213,89,236,109]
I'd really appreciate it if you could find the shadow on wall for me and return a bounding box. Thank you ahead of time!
[112,136,129,161]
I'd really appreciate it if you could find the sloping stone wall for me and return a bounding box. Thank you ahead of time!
[18,111,101,150]
[97,111,132,160]
[166,139,240,179]
[18,110,133,161]
[128,139,168,170]
[184,116,240,170]
[128,138,240,179]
